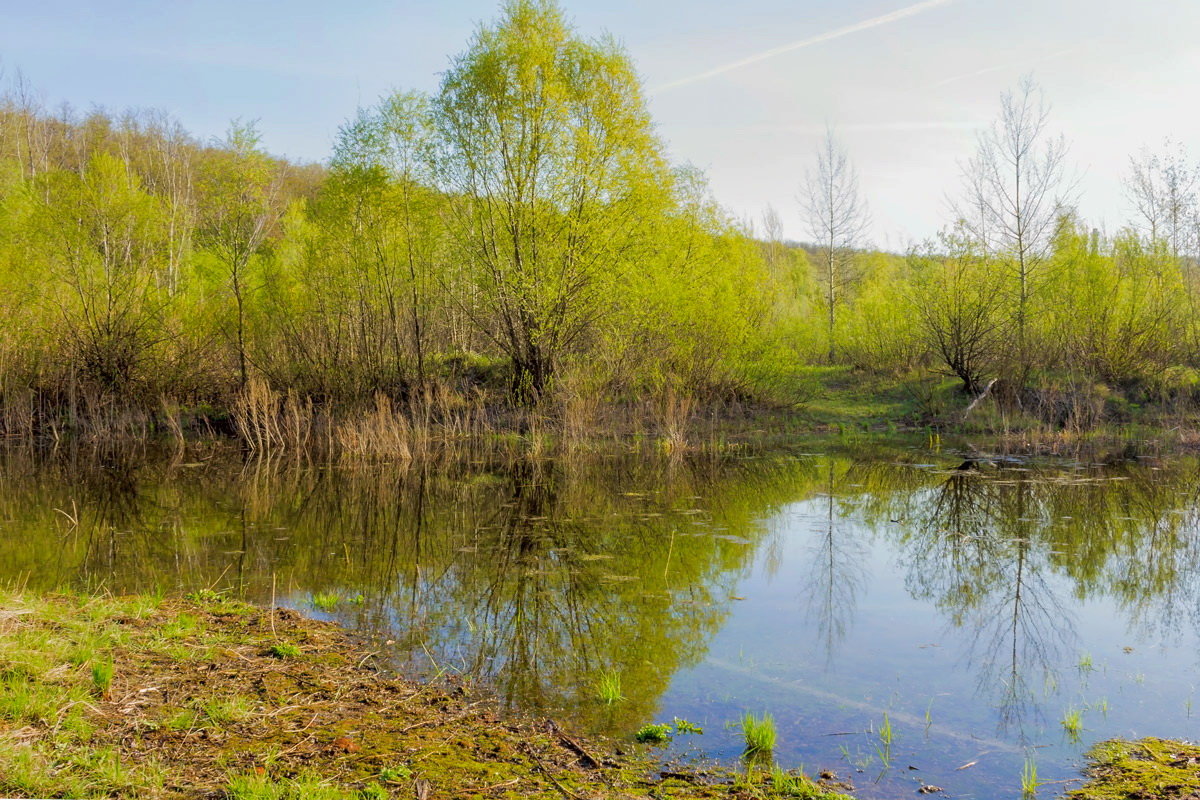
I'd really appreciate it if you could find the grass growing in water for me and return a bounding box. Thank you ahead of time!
[769,765,853,799]
[595,668,624,705]
[741,712,777,759]
[874,713,894,768]
[309,592,340,612]
[1021,757,1039,797]
[1062,706,1084,740]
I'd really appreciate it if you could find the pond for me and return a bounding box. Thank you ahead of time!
[2,440,1198,798]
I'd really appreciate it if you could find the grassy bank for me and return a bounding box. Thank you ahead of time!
[0,591,852,799]
[1072,738,1200,800]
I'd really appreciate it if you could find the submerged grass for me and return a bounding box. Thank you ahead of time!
[0,591,845,800]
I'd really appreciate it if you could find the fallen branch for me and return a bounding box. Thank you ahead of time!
[962,378,999,420]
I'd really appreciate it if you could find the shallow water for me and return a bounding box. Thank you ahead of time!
[2,441,1199,798]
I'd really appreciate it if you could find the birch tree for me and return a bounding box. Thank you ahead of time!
[1125,139,1197,260]
[956,76,1070,375]
[801,129,869,362]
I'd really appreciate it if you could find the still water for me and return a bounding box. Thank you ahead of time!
[2,441,1199,798]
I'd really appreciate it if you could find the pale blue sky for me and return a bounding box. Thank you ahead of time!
[3,0,1198,245]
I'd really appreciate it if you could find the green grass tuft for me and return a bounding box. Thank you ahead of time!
[309,592,340,613]
[91,658,114,695]
[740,712,777,759]
[594,668,624,705]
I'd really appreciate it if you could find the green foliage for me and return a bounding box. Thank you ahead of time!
[378,765,412,782]
[1022,756,1040,797]
[1062,706,1084,740]
[769,765,851,799]
[634,722,672,744]
[1,4,1200,439]
[90,659,114,695]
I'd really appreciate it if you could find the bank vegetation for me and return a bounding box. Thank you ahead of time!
[2,1,1200,451]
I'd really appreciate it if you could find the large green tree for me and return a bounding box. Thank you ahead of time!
[433,0,670,402]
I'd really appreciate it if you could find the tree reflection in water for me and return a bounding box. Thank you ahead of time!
[3,444,1200,748]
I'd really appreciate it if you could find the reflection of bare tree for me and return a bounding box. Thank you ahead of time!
[802,460,868,662]
[967,532,1073,737]
[899,471,1075,738]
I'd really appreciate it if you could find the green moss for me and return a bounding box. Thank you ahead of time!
[1072,738,1200,800]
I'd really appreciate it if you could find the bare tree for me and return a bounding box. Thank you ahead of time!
[956,76,1071,372]
[801,129,870,363]
[1126,139,1197,260]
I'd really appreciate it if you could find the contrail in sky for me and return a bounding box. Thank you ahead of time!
[651,0,957,93]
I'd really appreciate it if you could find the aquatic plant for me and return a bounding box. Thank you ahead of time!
[673,717,704,735]
[309,592,339,613]
[594,669,624,705]
[875,712,894,768]
[740,712,777,759]
[1021,756,1039,797]
[1061,706,1084,740]
[634,723,672,744]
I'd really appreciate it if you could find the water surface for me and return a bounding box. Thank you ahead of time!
[2,442,1198,798]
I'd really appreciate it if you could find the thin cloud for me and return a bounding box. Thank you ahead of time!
[651,0,958,93]
[934,45,1088,87]
[757,120,977,133]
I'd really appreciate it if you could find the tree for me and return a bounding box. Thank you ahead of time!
[310,92,442,395]
[909,227,1006,394]
[195,121,286,390]
[956,76,1070,377]
[433,0,669,402]
[1125,139,1197,260]
[800,129,869,363]
[35,152,170,392]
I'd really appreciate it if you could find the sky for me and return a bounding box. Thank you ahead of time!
[2,0,1199,246]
